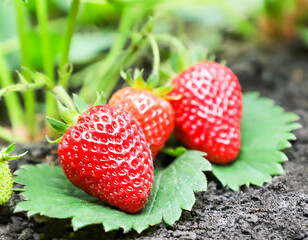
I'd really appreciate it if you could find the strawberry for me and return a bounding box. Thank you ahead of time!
[168,61,243,164]
[57,105,153,213]
[109,87,174,159]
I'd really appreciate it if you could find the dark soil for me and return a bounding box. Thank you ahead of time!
[1,42,308,240]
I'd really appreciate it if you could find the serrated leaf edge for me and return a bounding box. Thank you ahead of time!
[13,152,211,233]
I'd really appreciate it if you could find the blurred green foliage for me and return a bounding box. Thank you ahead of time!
[1,0,308,142]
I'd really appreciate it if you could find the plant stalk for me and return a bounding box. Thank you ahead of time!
[0,45,24,131]
[79,5,135,100]
[98,39,148,98]
[155,34,188,69]
[148,34,160,76]
[35,0,56,135]
[59,0,80,89]
[14,0,36,139]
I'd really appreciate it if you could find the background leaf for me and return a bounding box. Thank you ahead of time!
[212,92,301,190]
[14,151,211,233]
[69,32,116,64]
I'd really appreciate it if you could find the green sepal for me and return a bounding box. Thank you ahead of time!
[5,151,28,161]
[46,117,69,134]
[57,101,79,126]
[46,135,63,144]
[207,54,217,62]
[0,144,27,161]
[121,68,146,89]
[220,59,227,66]
[121,69,134,86]
[4,144,16,154]
[73,94,89,114]
[147,72,159,89]
[152,81,174,97]
[161,146,188,157]
[132,69,147,89]
[122,68,174,97]
[93,92,107,106]
[159,68,173,82]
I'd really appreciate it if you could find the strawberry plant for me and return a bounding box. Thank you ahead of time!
[9,57,300,233]
[0,144,27,205]
[0,0,302,236]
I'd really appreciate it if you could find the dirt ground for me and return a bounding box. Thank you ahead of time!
[0,41,308,240]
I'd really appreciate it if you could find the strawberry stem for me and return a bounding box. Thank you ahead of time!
[52,86,76,111]
[155,34,188,70]
[147,34,160,89]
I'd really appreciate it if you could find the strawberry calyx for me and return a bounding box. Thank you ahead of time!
[0,144,28,162]
[121,68,180,100]
[46,90,107,144]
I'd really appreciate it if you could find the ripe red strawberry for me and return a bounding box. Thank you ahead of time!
[168,61,243,164]
[109,87,174,159]
[58,105,153,213]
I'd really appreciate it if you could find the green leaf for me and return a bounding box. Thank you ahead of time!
[45,135,63,144]
[73,94,89,114]
[46,117,69,134]
[6,151,28,161]
[147,72,159,89]
[14,151,211,233]
[69,32,116,64]
[212,92,300,190]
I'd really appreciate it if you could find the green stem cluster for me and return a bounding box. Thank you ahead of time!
[14,0,36,139]
[0,45,24,130]
[59,0,80,89]
[79,5,136,100]
[1,0,81,141]
[35,0,56,136]
[0,0,154,142]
